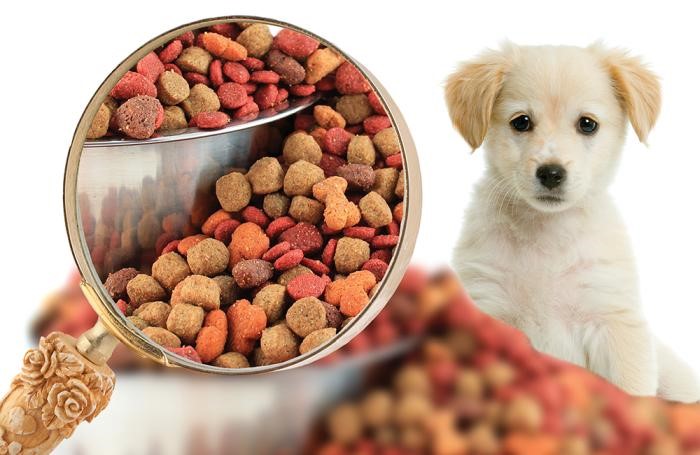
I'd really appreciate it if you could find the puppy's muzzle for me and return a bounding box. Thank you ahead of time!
[536,164,567,190]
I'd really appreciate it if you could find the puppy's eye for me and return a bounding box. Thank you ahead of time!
[578,116,598,135]
[510,115,532,132]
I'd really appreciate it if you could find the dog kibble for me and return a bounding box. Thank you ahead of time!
[114,95,163,140]
[273,29,319,59]
[216,171,251,212]
[337,164,376,192]
[187,238,229,277]
[300,327,337,355]
[253,283,287,323]
[287,273,328,300]
[143,327,181,348]
[195,310,227,362]
[314,105,346,129]
[336,94,373,125]
[266,49,306,86]
[127,274,167,306]
[260,323,299,363]
[176,46,213,74]
[305,48,344,84]
[335,237,370,274]
[359,191,393,228]
[263,193,291,218]
[181,83,220,118]
[166,303,204,345]
[277,265,314,286]
[157,70,190,105]
[335,61,371,95]
[286,296,328,337]
[213,352,250,368]
[171,275,220,311]
[233,259,274,288]
[133,301,171,328]
[347,135,376,166]
[372,168,400,202]
[247,157,284,194]
[105,267,139,300]
[151,252,191,290]
[229,222,270,264]
[127,315,149,330]
[227,299,267,355]
[289,196,324,224]
[110,71,157,100]
[201,32,247,61]
[87,103,111,139]
[283,132,323,165]
[160,106,188,130]
[236,24,273,58]
[284,160,325,196]
[372,127,400,158]
[212,275,238,307]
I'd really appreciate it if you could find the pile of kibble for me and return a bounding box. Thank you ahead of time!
[308,269,700,455]
[87,21,389,140]
[102,94,405,367]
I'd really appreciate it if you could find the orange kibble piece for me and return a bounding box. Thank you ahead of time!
[227,299,267,355]
[195,325,226,363]
[201,32,248,61]
[339,283,370,317]
[324,279,346,306]
[201,209,233,236]
[312,177,348,202]
[177,234,208,256]
[204,308,228,333]
[228,222,270,266]
[346,270,377,293]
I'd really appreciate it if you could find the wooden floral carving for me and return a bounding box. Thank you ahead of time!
[0,333,115,454]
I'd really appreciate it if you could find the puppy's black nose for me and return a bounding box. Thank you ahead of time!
[536,164,567,189]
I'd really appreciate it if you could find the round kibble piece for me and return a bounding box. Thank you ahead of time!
[289,196,324,224]
[160,106,188,131]
[260,323,299,363]
[253,283,287,323]
[187,238,229,277]
[236,24,273,58]
[142,327,181,348]
[114,95,162,140]
[229,222,270,264]
[156,70,190,105]
[336,94,373,125]
[266,49,306,86]
[247,157,284,194]
[283,132,322,165]
[372,127,401,158]
[217,82,248,109]
[104,267,139,300]
[305,48,344,84]
[273,29,319,59]
[216,172,252,212]
[359,191,393,228]
[181,83,220,118]
[337,164,375,192]
[233,259,274,288]
[372,168,400,202]
[263,193,291,218]
[213,352,250,368]
[278,222,324,254]
[286,296,328,338]
[176,46,213,74]
[213,275,238,307]
[300,327,337,354]
[347,135,376,166]
[133,301,171,328]
[334,237,371,274]
[127,274,166,306]
[166,303,205,344]
[314,105,346,129]
[284,161,325,197]
[277,265,313,286]
[152,252,191,290]
[86,103,110,139]
[171,275,221,311]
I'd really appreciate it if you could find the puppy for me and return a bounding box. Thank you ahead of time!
[445,43,700,402]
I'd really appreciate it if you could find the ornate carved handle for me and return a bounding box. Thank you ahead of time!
[0,322,117,455]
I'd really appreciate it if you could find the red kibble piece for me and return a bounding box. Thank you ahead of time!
[274,248,304,271]
[162,239,181,255]
[159,40,183,63]
[387,221,400,236]
[316,76,335,92]
[343,226,377,241]
[367,91,386,115]
[363,115,392,135]
[242,83,257,95]
[177,31,195,46]
[116,299,128,314]
[241,57,265,71]
[266,216,296,238]
[242,206,270,227]
[262,241,292,262]
[278,222,324,254]
[319,153,347,178]
[362,258,389,281]
[222,61,250,83]
[335,62,371,95]
[234,99,260,120]
[385,153,403,169]
[370,249,392,263]
[289,84,316,97]
[301,258,330,275]
[209,23,239,39]
[136,52,165,83]
[250,70,280,84]
[273,29,319,59]
[321,238,338,266]
[275,88,288,105]
[217,82,248,109]
[209,59,224,87]
[155,231,179,255]
[254,84,279,110]
[371,235,399,249]
[168,346,202,363]
[154,103,165,130]
[191,111,230,129]
[323,127,353,156]
[287,273,327,300]
[195,33,206,48]
[294,114,315,131]
[163,63,182,75]
[214,219,241,244]
[184,72,210,86]
[109,71,157,99]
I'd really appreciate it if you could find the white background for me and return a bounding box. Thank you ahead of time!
[1,0,699,393]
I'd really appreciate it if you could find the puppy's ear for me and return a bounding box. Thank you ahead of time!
[592,44,661,143]
[445,46,512,150]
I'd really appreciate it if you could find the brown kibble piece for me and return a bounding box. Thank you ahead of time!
[263,193,291,218]
[289,196,324,224]
[171,275,220,311]
[372,127,400,158]
[299,327,336,354]
[260,323,299,363]
[284,160,325,196]
[336,94,373,125]
[236,24,273,58]
[266,49,306,86]
[127,316,148,330]
[253,283,287,323]
[347,135,376,166]
[86,103,111,139]
[152,252,191,290]
[213,275,238,307]
[133,301,171,328]
[187,238,229,276]
[283,132,322,165]
[277,265,313,286]
[233,259,274,288]
[114,95,162,140]
[359,191,393,228]
[142,327,181,348]
[104,267,139,300]
[313,105,346,129]
[160,106,188,131]
[395,170,405,198]
[334,237,370,274]
[166,303,205,344]
[181,83,220,118]
[126,274,166,306]
[337,164,375,192]
[156,70,190,105]
[216,171,252,212]
[286,296,328,337]
[176,46,213,74]
[213,352,250,368]
[305,48,344,84]
[247,157,284,194]
[372,168,400,202]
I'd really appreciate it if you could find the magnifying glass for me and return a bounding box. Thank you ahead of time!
[0,16,420,453]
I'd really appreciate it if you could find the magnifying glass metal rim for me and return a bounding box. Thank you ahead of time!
[63,15,422,375]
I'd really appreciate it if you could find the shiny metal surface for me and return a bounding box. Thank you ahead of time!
[63,16,422,374]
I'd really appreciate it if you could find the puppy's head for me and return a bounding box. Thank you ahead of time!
[445,43,660,213]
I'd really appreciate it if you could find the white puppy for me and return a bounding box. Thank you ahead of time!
[445,43,700,402]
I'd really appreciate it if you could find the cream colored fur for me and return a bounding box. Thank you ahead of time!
[445,43,699,402]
